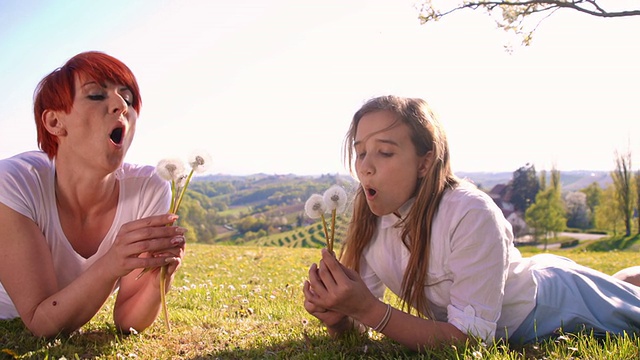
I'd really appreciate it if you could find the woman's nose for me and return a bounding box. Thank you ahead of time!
[110,92,128,116]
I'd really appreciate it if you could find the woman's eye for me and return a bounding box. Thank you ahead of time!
[357,152,366,160]
[88,94,105,101]
[122,96,133,106]
[380,151,393,157]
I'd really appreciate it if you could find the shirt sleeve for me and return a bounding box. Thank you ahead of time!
[136,171,172,219]
[359,255,386,300]
[0,156,42,220]
[446,205,513,342]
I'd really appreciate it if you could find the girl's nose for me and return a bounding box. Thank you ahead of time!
[358,157,374,177]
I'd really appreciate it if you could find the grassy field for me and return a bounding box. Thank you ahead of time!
[2,243,640,359]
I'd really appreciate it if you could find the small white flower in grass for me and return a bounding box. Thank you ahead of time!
[323,185,348,213]
[304,194,326,219]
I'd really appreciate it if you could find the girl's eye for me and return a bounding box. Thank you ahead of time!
[356,151,366,160]
[380,151,393,157]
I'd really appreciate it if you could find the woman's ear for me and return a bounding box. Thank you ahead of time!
[417,150,433,178]
[42,110,66,137]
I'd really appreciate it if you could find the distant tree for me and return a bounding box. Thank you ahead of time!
[594,184,625,235]
[611,150,634,236]
[538,169,547,191]
[580,182,601,228]
[564,191,590,229]
[636,170,640,234]
[417,1,640,46]
[509,163,539,213]
[524,166,565,249]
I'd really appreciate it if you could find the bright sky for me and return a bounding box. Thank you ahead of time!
[1,0,638,176]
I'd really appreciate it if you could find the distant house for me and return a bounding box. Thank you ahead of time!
[487,184,528,238]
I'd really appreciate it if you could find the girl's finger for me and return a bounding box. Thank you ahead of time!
[318,250,341,287]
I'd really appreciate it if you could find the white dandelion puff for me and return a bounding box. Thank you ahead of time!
[156,158,185,182]
[323,185,347,213]
[304,194,326,219]
[188,149,213,173]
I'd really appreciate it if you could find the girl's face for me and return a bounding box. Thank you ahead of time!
[354,110,430,216]
[49,76,137,174]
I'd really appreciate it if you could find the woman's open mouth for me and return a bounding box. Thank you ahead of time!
[110,126,124,146]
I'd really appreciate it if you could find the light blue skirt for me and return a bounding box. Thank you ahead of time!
[509,255,640,344]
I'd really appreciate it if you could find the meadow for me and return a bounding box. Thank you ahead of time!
[2,243,640,359]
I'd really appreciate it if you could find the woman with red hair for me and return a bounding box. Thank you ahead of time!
[0,52,185,337]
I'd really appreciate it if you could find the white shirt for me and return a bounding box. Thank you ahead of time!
[360,182,537,341]
[0,151,170,319]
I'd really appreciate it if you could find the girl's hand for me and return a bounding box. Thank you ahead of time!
[305,249,378,322]
[102,214,186,280]
[303,278,346,327]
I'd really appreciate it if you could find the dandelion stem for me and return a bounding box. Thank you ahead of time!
[170,180,176,212]
[329,209,336,252]
[320,214,330,250]
[173,169,195,214]
[160,265,171,331]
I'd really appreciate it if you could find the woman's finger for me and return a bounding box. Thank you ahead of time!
[120,214,179,233]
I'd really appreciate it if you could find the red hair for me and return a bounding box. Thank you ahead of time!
[33,51,142,159]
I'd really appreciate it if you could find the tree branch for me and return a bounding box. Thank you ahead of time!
[419,1,640,22]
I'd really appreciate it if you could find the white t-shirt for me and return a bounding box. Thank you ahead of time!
[360,182,537,342]
[0,151,171,319]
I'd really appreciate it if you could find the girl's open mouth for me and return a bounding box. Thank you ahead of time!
[365,187,377,198]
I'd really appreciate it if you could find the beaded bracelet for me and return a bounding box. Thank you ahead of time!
[372,303,392,332]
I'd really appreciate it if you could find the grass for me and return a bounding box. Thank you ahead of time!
[2,243,640,359]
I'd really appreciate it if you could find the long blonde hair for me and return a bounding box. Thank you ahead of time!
[340,95,458,318]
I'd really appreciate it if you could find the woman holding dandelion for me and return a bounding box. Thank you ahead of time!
[0,52,185,337]
[303,95,640,351]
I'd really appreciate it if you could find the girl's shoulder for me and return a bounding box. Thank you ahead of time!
[443,180,497,211]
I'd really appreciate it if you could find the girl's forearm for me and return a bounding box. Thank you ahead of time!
[358,305,468,351]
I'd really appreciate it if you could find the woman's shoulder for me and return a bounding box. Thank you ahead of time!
[120,162,157,179]
[119,162,169,190]
[0,151,52,172]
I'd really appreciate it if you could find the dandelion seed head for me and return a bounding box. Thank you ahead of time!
[305,194,326,219]
[188,149,213,173]
[156,158,186,182]
[175,174,188,189]
[323,185,348,213]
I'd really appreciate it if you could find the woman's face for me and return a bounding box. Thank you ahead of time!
[52,75,137,173]
[354,110,429,216]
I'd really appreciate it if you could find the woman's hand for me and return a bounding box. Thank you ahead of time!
[102,213,186,281]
